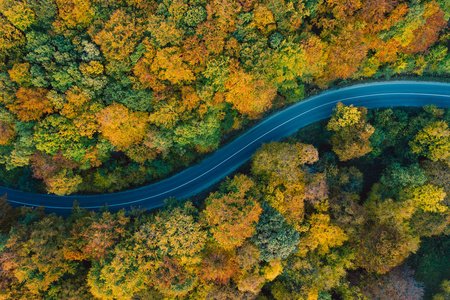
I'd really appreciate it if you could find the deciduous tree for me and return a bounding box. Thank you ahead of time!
[224,63,277,118]
[54,0,95,30]
[327,102,374,161]
[402,184,448,213]
[361,265,424,300]
[92,9,143,64]
[0,214,77,294]
[88,242,148,300]
[96,102,149,150]
[410,121,450,165]
[199,245,239,285]
[0,1,36,32]
[7,87,54,121]
[202,175,262,249]
[64,209,129,261]
[353,222,420,274]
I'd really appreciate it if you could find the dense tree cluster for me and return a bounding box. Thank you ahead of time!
[1,104,449,299]
[0,0,448,194]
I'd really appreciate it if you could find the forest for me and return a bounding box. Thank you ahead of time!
[0,0,449,194]
[1,0,450,299]
[0,103,449,299]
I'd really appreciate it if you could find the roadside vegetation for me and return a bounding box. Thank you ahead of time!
[1,104,449,299]
[0,0,449,194]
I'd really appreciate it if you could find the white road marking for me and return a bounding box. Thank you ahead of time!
[5,92,450,210]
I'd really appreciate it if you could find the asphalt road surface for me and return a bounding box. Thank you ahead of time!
[2,81,450,214]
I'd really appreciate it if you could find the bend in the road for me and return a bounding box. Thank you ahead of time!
[2,81,450,214]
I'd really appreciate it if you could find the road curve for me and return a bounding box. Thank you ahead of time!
[2,81,450,214]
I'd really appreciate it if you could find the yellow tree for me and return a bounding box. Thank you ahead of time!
[92,10,144,64]
[8,63,31,87]
[62,87,91,119]
[46,169,83,195]
[252,142,321,231]
[202,175,262,250]
[0,0,36,32]
[327,102,374,161]
[410,121,450,165]
[151,47,195,85]
[134,201,207,297]
[252,142,319,184]
[54,0,95,30]
[0,215,77,294]
[0,16,25,69]
[224,62,277,118]
[297,213,348,256]
[96,102,149,150]
[403,184,448,213]
[87,242,148,300]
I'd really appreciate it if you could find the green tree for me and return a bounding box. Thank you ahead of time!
[251,202,300,261]
[33,114,93,162]
[272,247,354,300]
[0,120,35,170]
[173,114,221,149]
[380,163,428,194]
[271,37,326,89]
[28,0,57,29]
[184,6,207,27]
[432,280,450,300]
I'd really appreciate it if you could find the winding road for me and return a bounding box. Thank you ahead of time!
[2,81,450,214]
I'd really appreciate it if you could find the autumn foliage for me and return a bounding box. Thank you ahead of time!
[7,87,54,122]
[96,103,149,150]
[0,0,447,195]
[0,0,449,296]
[1,104,450,299]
